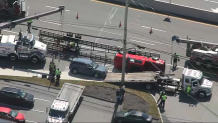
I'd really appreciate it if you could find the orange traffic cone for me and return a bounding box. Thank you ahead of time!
[76,13,79,19]
[149,28,153,35]
[119,21,122,28]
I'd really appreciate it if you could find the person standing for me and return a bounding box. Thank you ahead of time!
[27,19,33,33]
[159,92,167,110]
[171,53,180,69]
[157,89,165,104]
[55,68,61,86]
[186,85,192,97]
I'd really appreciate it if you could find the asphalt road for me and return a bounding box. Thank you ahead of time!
[154,80,218,122]
[157,0,218,11]
[0,80,117,123]
[1,0,218,76]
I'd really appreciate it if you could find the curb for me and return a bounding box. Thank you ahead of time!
[82,94,116,103]
[0,78,60,90]
[150,93,164,123]
[0,78,117,103]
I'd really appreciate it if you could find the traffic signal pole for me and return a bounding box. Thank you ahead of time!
[121,0,129,86]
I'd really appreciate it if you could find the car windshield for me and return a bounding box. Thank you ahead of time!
[19,90,26,98]
[10,110,18,117]
[124,111,131,117]
[91,61,98,69]
[49,109,66,118]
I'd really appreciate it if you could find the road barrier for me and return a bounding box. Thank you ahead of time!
[107,0,218,25]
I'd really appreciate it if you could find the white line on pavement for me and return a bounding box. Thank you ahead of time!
[38,19,61,25]
[130,39,155,45]
[142,26,166,32]
[26,120,37,123]
[0,103,44,113]
[166,63,184,69]
[95,7,115,42]
[205,0,218,4]
[109,8,118,24]
[34,98,51,102]
[46,5,70,11]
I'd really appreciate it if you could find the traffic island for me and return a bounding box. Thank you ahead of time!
[0,75,161,122]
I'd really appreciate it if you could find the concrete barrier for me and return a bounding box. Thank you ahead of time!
[103,0,218,25]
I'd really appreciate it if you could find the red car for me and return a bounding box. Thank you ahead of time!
[114,49,166,73]
[0,107,25,123]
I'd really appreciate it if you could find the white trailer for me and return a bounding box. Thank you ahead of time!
[46,83,85,123]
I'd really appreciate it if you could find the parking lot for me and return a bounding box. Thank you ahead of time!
[0,80,117,123]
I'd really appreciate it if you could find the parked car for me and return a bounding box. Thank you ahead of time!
[0,107,25,123]
[0,87,34,105]
[114,109,153,123]
[69,58,108,78]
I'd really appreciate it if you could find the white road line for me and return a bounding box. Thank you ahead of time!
[34,98,51,102]
[142,26,166,32]
[109,8,118,24]
[205,0,218,4]
[38,19,61,25]
[130,39,155,45]
[46,5,70,11]
[26,120,37,123]
[0,103,44,113]
[2,30,39,39]
[95,7,115,42]
[166,63,184,69]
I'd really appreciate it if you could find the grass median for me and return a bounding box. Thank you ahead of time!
[0,75,160,119]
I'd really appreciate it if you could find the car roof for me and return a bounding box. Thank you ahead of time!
[0,107,11,113]
[72,58,92,64]
[1,87,20,93]
[129,110,143,116]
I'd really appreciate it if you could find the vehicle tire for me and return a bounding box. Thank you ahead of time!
[71,68,78,74]
[94,73,100,78]
[30,56,40,64]
[145,84,152,90]
[198,91,206,98]
[8,54,18,61]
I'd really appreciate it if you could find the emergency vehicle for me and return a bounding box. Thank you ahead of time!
[104,68,213,98]
[46,83,85,123]
[114,48,166,73]
[0,32,47,64]
[0,0,26,18]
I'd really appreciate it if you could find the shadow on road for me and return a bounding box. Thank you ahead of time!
[68,71,104,81]
[0,57,45,70]
[68,97,84,122]
[111,103,119,123]
[0,101,34,111]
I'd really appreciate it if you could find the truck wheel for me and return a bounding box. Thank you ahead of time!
[198,91,206,98]
[145,84,152,90]
[8,54,17,61]
[31,56,39,64]
[72,68,78,74]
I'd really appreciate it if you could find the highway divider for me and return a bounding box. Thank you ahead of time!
[103,0,218,25]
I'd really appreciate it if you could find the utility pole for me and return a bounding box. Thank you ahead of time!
[121,0,129,86]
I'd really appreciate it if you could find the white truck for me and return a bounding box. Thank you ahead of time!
[104,68,213,98]
[46,83,85,123]
[0,32,47,64]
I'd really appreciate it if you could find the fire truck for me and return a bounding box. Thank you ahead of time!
[114,48,166,73]
[0,0,26,18]
[172,36,218,68]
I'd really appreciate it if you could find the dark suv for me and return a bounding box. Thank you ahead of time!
[69,58,108,78]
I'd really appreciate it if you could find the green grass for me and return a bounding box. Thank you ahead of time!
[0,75,160,119]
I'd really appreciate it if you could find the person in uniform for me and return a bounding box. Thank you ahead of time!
[27,19,33,33]
[186,85,192,97]
[171,53,180,69]
[159,92,167,110]
[55,68,61,86]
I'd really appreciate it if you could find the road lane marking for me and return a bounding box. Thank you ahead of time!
[205,0,218,4]
[130,39,155,45]
[38,19,61,25]
[0,103,44,113]
[26,120,37,123]
[166,63,184,69]
[109,8,118,24]
[91,0,218,28]
[142,26,166,32]
[34,98,51,102]
[46,5,70,11]
[95,7,115,42]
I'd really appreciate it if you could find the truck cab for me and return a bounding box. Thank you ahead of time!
[46,99,70,123]
[182,68,213,98]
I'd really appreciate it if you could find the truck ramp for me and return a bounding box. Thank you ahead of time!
[104,72,158,83]
[57,83,85,113]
